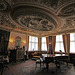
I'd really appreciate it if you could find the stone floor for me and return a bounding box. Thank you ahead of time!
[1,60,75,75]
[66,66,75,75]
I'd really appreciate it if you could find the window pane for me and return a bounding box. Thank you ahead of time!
[42,37,46,42]
[70,33,75,41]
[35,37,38,42]
[42,44,45,50]
[70,33,75,53]
[35,43,38,50]
[59,35,63,41]
[32,37,35,42]
[55,35,64,52]
[56,35,63,42]
[60,43,64,52]
[55,43,60,52]
[29,36,32,42]
[29,43,31,51]
[42,37,47,51]
[70,42,75,53]
[29,36,38,51]
[56,35,59,41]
[32,43,34,50]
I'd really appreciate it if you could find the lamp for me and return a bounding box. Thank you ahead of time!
[49,41,52,45]
[9,38,14,43]
[22,40,26,46]
[22,40,26,44]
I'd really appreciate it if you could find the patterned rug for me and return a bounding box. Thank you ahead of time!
[2,60,72,75]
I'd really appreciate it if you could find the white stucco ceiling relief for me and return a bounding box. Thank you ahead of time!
[0,0,75,37]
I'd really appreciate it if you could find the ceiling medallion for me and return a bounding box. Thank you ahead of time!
[10,5,60,32]
[17,16,55,31]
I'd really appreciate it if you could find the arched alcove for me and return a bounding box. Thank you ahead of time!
[15,36,21,49]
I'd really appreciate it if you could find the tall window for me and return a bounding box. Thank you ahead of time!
[29,36,38,51]
[70,33,75,53]
[55,35,64,52]
[42,37,47,51]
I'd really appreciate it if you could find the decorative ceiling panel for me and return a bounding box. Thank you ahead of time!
[10,6,60,31]
[0,0,75,37]
[0,0,11,12]
[59,3,75,16]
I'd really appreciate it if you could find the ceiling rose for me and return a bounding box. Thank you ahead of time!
[10,5,60,31]
[17,16,55,31]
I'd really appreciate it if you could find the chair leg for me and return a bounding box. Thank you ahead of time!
[43,62,44,66]
[4,65,9,69]
[36,62,41,69]
[67,62,68,66]
[0,67,4,75]
[40,62,41,68]
[36,63,37,67]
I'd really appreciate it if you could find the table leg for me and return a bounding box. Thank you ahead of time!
[46,63,49,71]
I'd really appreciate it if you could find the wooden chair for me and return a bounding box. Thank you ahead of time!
[36,57,45,69]
[0,62,4,75]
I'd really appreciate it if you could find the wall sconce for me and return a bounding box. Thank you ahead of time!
[22,40,26,44]
[9,38,14,43]
[49,41,52,45]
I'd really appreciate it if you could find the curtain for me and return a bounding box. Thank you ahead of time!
[46,37,49,53]
[66,34,70,54]
[49,36,52,53]
[52,36,56,53]
[62,35,66,53]
[62,34,70,54]
[26,35,29,52]
[0,30,10,54]
[38,37,41,51]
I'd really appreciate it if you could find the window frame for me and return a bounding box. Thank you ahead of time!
[41,37,47,51]
[55,35,64,52]
[29,36,38,51]
[70,33,75,53]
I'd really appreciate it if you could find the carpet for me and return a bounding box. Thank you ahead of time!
[2,60,72,75]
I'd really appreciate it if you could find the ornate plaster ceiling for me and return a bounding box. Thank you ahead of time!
[0,0,75,37]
